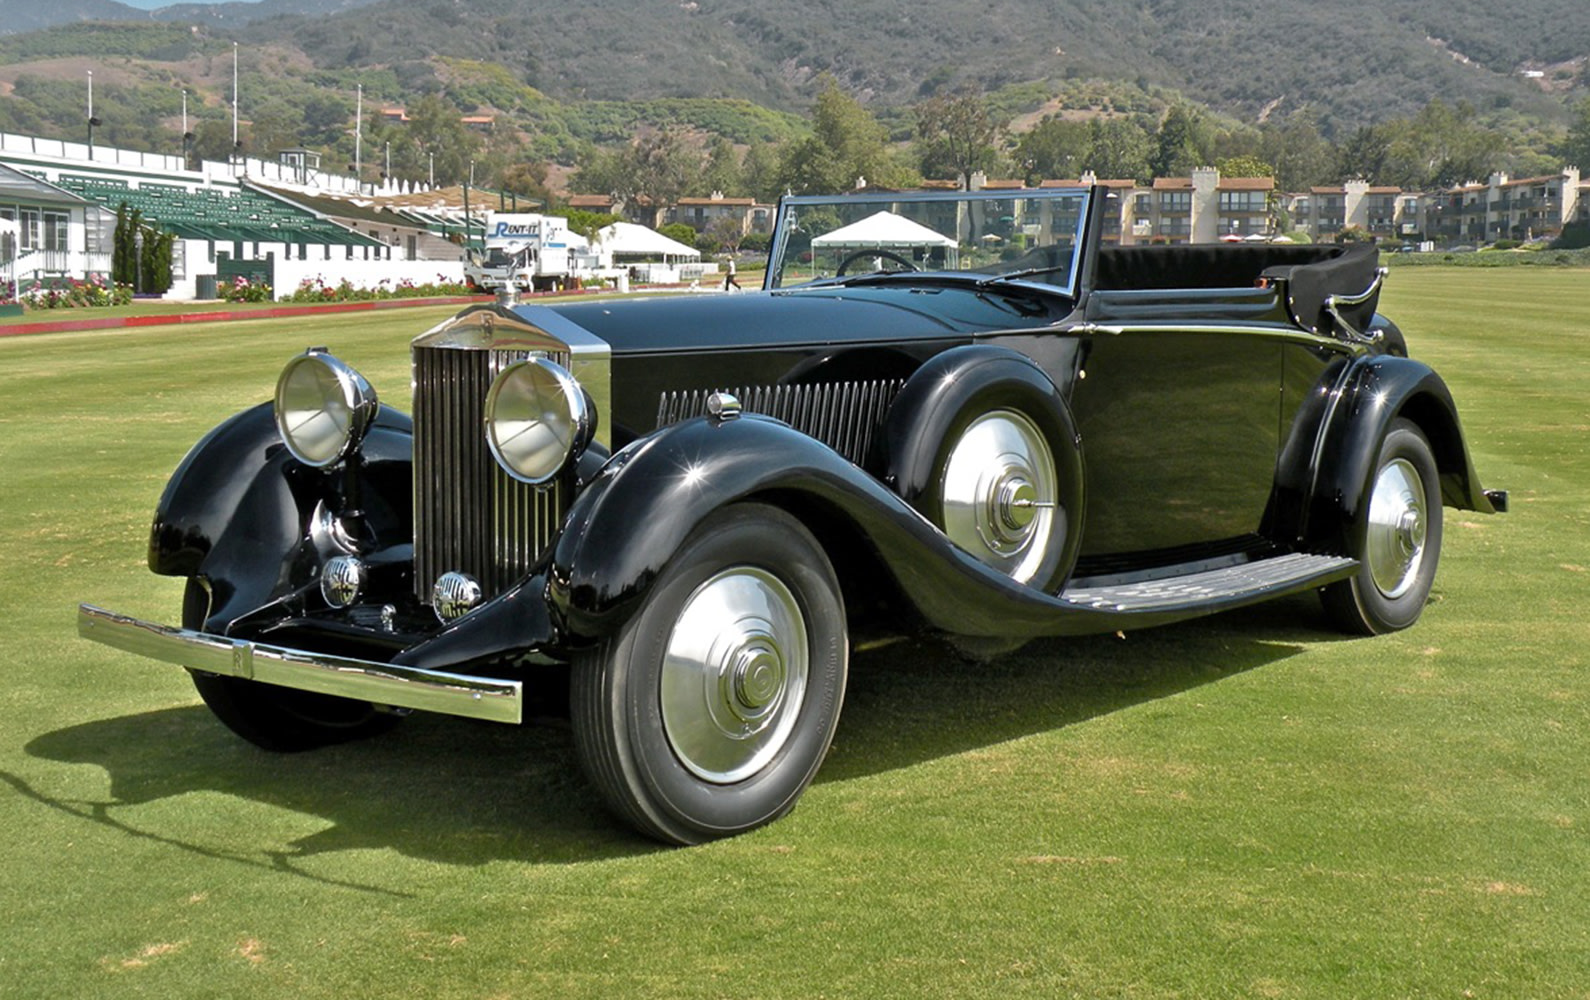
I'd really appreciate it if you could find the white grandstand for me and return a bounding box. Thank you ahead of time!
[0,131,467,300]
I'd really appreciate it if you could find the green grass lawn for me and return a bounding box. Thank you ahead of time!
[1,272,1585,998]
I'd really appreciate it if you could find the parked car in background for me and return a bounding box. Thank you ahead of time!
[79,186,1505,844]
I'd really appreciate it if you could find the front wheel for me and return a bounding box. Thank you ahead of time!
[1321,418,1443,634]
[182,580,401,751]
[571,504,848,845]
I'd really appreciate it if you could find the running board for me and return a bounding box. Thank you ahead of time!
[1060,553,1358,614]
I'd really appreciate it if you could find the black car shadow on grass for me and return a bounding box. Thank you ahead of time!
[819,591,1328,783]
[23,593,1336,865]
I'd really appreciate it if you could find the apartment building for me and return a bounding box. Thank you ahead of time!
[1290,180,1414,241]
[665,192,774,236]
[1429,168,1584,243]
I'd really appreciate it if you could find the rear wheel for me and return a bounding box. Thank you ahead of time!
[571,504,847,845]
[183,579,401,751]
[1321,418,1443,634]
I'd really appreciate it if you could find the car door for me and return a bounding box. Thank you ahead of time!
[1066,325,1283,564]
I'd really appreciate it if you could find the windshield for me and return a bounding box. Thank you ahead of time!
[766,187,1090,294]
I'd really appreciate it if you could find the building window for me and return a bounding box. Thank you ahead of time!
[43,211,69,253]
[1219,191,1267,212]
[18,208,41,249]
[1158,191,1191,210]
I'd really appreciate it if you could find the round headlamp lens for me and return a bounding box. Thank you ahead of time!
[484,358,589,484]
[274,351,378,467]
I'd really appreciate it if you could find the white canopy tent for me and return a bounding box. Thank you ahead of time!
[811,210,960,269]
[595,221,700,265]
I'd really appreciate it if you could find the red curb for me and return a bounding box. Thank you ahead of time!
[0,295,495,338]
[0,282,691,338]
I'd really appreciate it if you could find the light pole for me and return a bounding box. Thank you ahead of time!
[231,42,238,169]
[180,88,194,168]
[354,83,363,193]
[87,70,101,159]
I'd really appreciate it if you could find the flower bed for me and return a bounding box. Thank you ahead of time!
[284,275,472,303]
[218,276,274,303]
[15,275,134,310]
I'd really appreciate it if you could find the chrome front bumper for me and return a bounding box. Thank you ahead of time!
[77,604,523,724]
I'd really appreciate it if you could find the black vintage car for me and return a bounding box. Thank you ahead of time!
[79,187,1504,844]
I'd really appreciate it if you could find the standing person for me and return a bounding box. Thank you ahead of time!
[723,254,740,291]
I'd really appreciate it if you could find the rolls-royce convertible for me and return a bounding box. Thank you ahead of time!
[78,186,1505,844]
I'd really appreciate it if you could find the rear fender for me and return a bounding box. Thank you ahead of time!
[1284,355,1496,554]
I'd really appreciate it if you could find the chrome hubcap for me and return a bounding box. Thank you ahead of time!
[1366,457,1427,599]
[660,568,808,784]
[941,410,1060,584]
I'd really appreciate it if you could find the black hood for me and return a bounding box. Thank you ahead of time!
[543,284,1059,355]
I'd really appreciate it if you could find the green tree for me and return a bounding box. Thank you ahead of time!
[659,222,697,245]
[1258,114,1336,194]
[697,137,745,197]
[1336,124,1392,183]
[1216,155,1275,178]
[561,208,621,240]
[139,227,174,294]
[779,76,910,195]
[111,203,136,287]
[915,92,1005,187]
[1013,115,1091,183]
[1383,100,1500,189]
[1086,117,1153,182]
[573,130,703,224]
[405,93,480,186]
[741,140,784,202]
[191,118,239,165]
[1560,97,1590,172]
[1149,105,1211,179]
[706,214,745,252]
[496,160,550,203]
[628,130,702,221]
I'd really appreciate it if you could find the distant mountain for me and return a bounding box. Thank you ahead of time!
[0,0,151,35]
[0,0,1585,143]
[214,0,1586,130]
[0,0,380,34]
[151,0,383,27]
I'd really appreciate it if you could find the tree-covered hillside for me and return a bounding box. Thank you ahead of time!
[0,0,1586,215]
[225,0,1588,130]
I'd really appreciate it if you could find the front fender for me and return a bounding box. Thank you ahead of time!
[549,415,1131,641]
[148,401,414,629]
[1296,355,1497,554]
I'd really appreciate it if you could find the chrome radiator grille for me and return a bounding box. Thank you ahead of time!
[656,380,904,466]
[412,343,569,602]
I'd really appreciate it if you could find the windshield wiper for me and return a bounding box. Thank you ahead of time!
[974,265,1070,288]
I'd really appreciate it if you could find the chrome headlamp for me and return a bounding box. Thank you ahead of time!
[483,358,592,484]
[274,349,379,468]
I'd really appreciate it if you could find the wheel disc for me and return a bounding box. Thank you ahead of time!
[660,567,809,784]
[1365,457,1428,599]
[940,409,1061,584]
